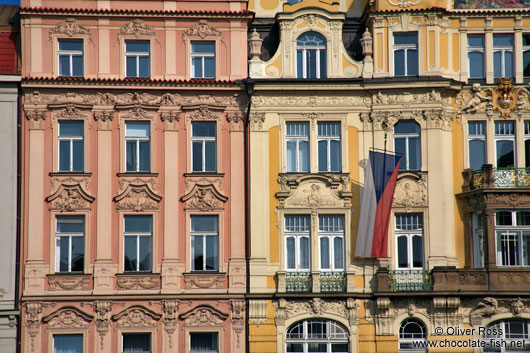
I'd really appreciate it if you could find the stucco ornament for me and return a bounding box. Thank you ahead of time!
[48,275,90,290]
[43,307,94,328]
[456,83,493,115]
[185,105,223,121]
[47,176,95,212]
[116,274,161,290]
[274,298,358,325]
[115,177,162,212]
[24,109,47,129]
[181,183,228,211]
[160,111,180,131]
[183,20,222,39]
[161,300,180,348]
[180,305,228,327]
[230,300,245,348]
[249,112,265,131]
[94,110,114,130]
[113,305,162,327]
[183,273,225,289]
[50,18,91,38]
[393,174,427,210]
[119,19,157,38]
[93,301,113,350]
[227,112,245,131]
[24,302,45,352]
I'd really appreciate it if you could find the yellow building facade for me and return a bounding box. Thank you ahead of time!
[247,0,530,352]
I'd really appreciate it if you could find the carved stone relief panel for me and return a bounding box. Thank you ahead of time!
[274,298,360,328]
[181,183,228,211]
[93,301,113,350]
[112,305,162,327]
[179,305,228,327]
[183,273,225,290]
[161,300,180,349]
[116,274,161,290]
[468,297,530,326]
[114,176,161,212]
[47,175,95,212]
[47,274,91,291]
[49,18,91,39]
[392,173,428,210]
[42,306,94,328]
[119,19,157,39]
[183,20,223,40]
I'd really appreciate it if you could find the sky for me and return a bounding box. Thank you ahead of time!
[0,0,20,5]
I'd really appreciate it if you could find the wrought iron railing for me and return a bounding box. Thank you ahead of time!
[470,167,530,189]
[320,271,346,292]
[389,270,432,291]
[285,271,312,292]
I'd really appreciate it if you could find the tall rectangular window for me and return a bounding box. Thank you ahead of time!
[125,122,150,172]
[125,41,150,78]
[467,34,485,78]
[493,34,514,78]
[394,33,418,76]
[394,120,421,171]
[525,121,530,168]
[58,39,83,77]
[190,332,218,353]
[191,42,215,79]
[124,215,152,272]
[495,121,515,167]
[286,122,309,172]
[191,216,219,271]
[59,121,84,172]
[192,122,217,172]
[495,211,530,267]
[395,214,424,269]
[524,34,530,78]
[296,32,327,79]
[54,334,83,353]
[318,215,344,271]
[122,333,151,353]
[468,121,486,170]
[56,216,85,273]
[285,215,310,271]
[317,122,341,172]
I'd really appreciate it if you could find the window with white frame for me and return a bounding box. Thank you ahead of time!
[124,215,152,272]
[296,32,327,79]
[191,42,215,79]
[318,215,344,271]
[524,34,530,78]
[525,121,530,168]
[125,40,150,78]
[125,122,150,172]
[286,319,349,353]
[468,121,486,170]
[191,216,219,271]
[472,212,485,269]
[495,121,516,168]
[285,215,310,271]
[493,34,514,78]
[394,120,421,171]
[395,214,424,270]
[58,39,83,77]
[58,121,84,172]
[192,122,216,172]
[190,332,218,353]
[483,319,530,353]
[317,122,341,172]
[286,122,309,173]
[55,216,85,273]
[122,332,151,353]
[398,318,427,352]
[54,334,83,353]
[393,32,418,76]
[467,34,485,79]
[495,210,530,267]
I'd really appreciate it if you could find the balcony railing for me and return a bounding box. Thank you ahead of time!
[320,271,346,292]
[388,269,433,292]
[465,165,530,190]
[285,271,312,292]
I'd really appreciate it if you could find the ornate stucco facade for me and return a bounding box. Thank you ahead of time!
[19,1,250,352]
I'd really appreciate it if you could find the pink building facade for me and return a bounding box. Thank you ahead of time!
[20,1,251,352]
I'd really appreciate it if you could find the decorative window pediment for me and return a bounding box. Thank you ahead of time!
[183,104,224,121]
[49,18,91,39]
[114,176,162,212]
[112,305,162,327]
[181,183,228,211]
[179,305,228,327]
[43,306,94,328]
[47,176,95,211]
[119,19,157,39]
[183,20,222,40]
[50,103,92,122]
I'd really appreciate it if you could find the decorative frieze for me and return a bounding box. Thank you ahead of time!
[47,274,91,291]
[116,274,161,290]
[183,273,225,289]
[274,298,360,328]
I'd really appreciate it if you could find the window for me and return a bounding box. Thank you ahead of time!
[524,34,530,78]
[493,34,514,78]
[58,39,83,77]
[122,333,151,353]
[395,214,424,270]
[399,318,427,352]
[319,216,344,271]
[394,33,418,76]
[468,121,486,170]
[125,41,150,78]
[286,319,349,353]
[286,122,309,172]
[394,120,421,171]
[525,121,530,168]
[124,215,152,272]
[317,122,341,172]
[467,34,485,78]
[191,42,215,79]
[296,32,327,79]
[54,334,83,353]
[495,210,530,267]
[495,121,515,167]
[55,216,84,273]
[191,216,219,271]
[58,121,84,172]
[285,215,310,271]
[192,122,216,172]
[125,122,150,172]
[472,212,485,268]
[190,332,218,353]
[483,319,530,352]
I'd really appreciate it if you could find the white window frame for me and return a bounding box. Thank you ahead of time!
[190,41,216,79]
[296,32,327,79]
[393,32,418,76]
[123,216,152,272]
[318,215,344,271]
[317,122,341,172]
[58,120,84,172]
[58,39,83,77]
[467,34,485,79]
[468,121,486,170]
[125,40,150,78]
[122,332,151,353]
[495,210,530,267]
[285,216,311,271]
[493,34,514,78]
[286,319,349,353]
[483,320,530,353]
[395,214,424,270]
[525,121,530,168]
[55,216,85,273]
[494,120,516,168]
[190,216,219,272]
[189,332,219,353]
[286,122,310,173]
[53,333,84,353]
[125,122,150,172]
[394,121,421,171]
[398,318,427,352]
[191,122,217,172]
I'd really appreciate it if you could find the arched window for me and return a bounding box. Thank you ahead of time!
[394,120,421,171]
[296,32,327,79]
[399,318,427,352]
[286,319,348,353]
[483,319,530,352]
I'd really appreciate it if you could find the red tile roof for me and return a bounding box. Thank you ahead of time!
[22,76,241,87]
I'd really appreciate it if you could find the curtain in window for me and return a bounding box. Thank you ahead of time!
[190,332,218,351]
[54,334,83,353]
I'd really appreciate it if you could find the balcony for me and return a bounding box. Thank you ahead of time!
[285,271,312,292]
[278,271,351,293]
[376,269,433,292]
[463,165,530,191]
[319,271,346,292]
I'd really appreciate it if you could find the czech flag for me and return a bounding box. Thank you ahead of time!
[355,150,401,258]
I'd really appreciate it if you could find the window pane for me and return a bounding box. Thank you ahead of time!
[286,237,295,269]
[412,235,423,268]
[204,57,215,78]
[308,343,327,352]
[526,139,530,168]
[54,334,83,353]
[297,50,303,78]
[190,332,218,351]
[394,33,418,45]
[318,140,327,172]
[191,42,215,54]
[192,141,203,172]
[330,140,341,171]
[57,216,84,233]
[287,343,304,353]
[505,51,514,77]
[518,211,530,226]
[408,137,421,170]
[192,57,203,78]
[59,140,71,171]
[307,49,317,78]
[469,140,486,170]
[299,140,309,172]
[320,237,330,269]
[394,49,405,76]
[286,140,297,172]
[59,40,83,51]
[72,55,83,76]
[126,122,150,137]
[59,55,70,76]
[397,236,408,268]
[494,34,513,47]
[126,56,137,77]
[192,235,203,271]
[191,216,218,232]
[468,52,484,78]
[395,138,407,170]
[334,237,344,269]
[407,49,418,75]
[496,211,513,226]
[523,232,530,265]
[139,236,152,271]
[59,237,69,272]
[205,236,219,271]
[494,51,502,78]
[496,140,515,167]
[300,237,310,269]
[138,56,150,77]
[71,236,84,272]
[320,49,327,78]
[139,140,150,171]
[524,51,530,77]
[125,41,150,53]
[126,140,137,172]
[193,122,216,137]
[205,141,216,171]
[123,333,150,352]
[124,236,137,271]
[60,121,84,136]
[72,140,84,172]
[125,215,153,233]
[395,121,420,134]
[468,34,484,47]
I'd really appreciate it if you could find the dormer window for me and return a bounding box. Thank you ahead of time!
[296,32,327,79]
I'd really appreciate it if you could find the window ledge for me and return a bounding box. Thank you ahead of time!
[117,172,158,177]
[47,273,91,291]
[184,172,225,177]
[50,172,92,177]
[116,273,161,290]
[183,272,226,290]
